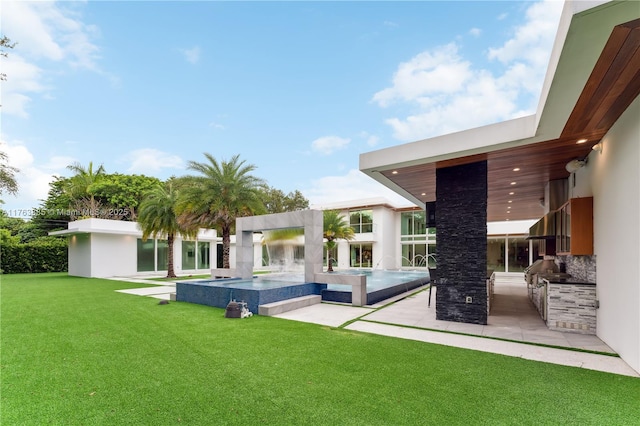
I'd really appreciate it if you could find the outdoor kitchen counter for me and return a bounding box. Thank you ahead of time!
[542,277,595,286]
[543,278,597,334]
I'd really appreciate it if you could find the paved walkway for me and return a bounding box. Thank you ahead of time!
[275,285,639,378]
[111,276,639,377]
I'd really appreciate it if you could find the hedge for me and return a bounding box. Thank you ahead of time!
[0,239,68,274]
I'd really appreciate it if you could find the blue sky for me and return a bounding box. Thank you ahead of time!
[1,0,564,215]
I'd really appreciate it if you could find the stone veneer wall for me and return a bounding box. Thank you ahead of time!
[435,161,488,325]
[547,283,597,334]
[556,255,596,282]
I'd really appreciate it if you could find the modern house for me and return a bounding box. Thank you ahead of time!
[359,1,639,373]
[50,218,216,278]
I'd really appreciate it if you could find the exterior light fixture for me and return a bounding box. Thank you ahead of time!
[565,159,587,173]
[508,200,513,203]
[576,138,588,144]
[509,192,514,195]
[513,168,520,171]
[510,182,517,185]
[391,170,398,174]
[592,142,603,153]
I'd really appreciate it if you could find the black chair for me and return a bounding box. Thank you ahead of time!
[428,268,437,307]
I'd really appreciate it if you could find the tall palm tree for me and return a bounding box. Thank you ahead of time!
[138,182,194,278]
[323,209,355,272]
[177,153,265,269]
[66,161,106,217]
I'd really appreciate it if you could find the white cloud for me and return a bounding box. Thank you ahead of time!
[311,136,351,155]
[469,28,482,37]
[371,43,473,108]
[359,131,381,147]
[1,1,104,117]
[304,169,413,208]
[180,46,201,64]
[383,21,398,28]
[488,0,563,68]
[0,138,68,210]
[123,149,185,174]
[373,0,563,141]
[209,122,225,130]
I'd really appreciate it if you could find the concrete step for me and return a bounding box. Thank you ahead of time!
[258,295,321,316]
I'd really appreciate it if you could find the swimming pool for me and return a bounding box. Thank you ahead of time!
[176,269,431,313]
[323,269,429,305]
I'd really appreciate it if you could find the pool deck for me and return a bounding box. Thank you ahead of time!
[111,276,639,377]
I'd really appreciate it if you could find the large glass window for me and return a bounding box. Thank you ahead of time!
[350,243,372,268]
[508,237,529,272]
[137,239,155,272]
[182,241,196,270]
[349,209,373,233]
[487,238,506,272]
[323,246,337,267]
[198,241,210,269]
[157,239,169,271]
[401,211,435,268]
[401,211,426,236]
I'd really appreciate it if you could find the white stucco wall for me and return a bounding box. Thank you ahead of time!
[584,96,640,373]
[378,207,397,269]
[91,234,137,278]
[68,233,91,277]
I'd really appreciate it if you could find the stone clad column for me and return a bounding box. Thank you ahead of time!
[435,161,488,325]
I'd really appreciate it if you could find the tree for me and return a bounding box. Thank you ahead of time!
[0,151,19,200]
[89,173,161,220]
[323,209,355,272]
[65,161,106,217]
[1,35,16,81]
[177,154,265,269]
[138,181,194,278]
[259,186,309,214]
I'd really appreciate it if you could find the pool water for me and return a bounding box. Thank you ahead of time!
[176,269,431,313]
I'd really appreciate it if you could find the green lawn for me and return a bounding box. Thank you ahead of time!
[1,273,638,425]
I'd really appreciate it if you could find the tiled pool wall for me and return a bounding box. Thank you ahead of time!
[322,276,429,305]
[176,280,327,314]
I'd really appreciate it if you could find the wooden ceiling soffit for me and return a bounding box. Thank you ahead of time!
[562,18,640,137]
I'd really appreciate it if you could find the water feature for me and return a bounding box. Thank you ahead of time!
[176,269,430,313]
[176,210,430,314]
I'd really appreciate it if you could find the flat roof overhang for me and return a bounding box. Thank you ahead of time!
[360,1,640,222]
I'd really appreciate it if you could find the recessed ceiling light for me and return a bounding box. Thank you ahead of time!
[576,139,588,144]
[506,218,510,221]
[507,211,511,214]
[513,168,520,172]
[510,182,517,185]
[508,200,513,203]
[421,192,426,196]
[391,170,398,174]
[507,206,511,209]
[509,192,514,195]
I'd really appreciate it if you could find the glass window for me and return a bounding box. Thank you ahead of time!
[323,246,337,267]
[137,239,155,272]
[350,209,373,233]
[487,238,505,272]
[350,243,372,268]
[401,243,430,268]
[508,237,529,272]
[157,239,169,271]
[182,241,196,270]
[198,242,210,269]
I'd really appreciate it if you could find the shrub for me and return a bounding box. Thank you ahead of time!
[0,238,68,274]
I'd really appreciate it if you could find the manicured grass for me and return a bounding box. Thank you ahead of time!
[1,273,639,425]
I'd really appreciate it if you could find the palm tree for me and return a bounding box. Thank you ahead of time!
[177,154,265,269]
[66,161,106,217]
[138,182,194,278]
[323,209,355,272]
